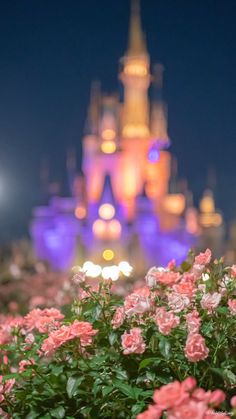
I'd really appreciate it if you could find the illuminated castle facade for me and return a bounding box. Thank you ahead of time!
[31,0,224,272]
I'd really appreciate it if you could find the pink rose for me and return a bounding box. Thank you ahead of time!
[173,280,196,299]
[124,293,151,316]
[192,388,211,403]
[155,271,181,286]
[231,265,236,277]
[181,377,197,392]
[137,404,162,419]
[184,333,209,362]
[167,259,176,270]
[228,299,236,315]
[200,293,221,313]
[208,389,225,407]
[121,327,146,355]
[69,320,98,346]
[19,358,35,373]
[112,306,125,329]
[231,395,236,407]
[155,308,180,336]
[185,310,201,334]
[194,249,212,266]
[153,381,189,410]
[168,292,190,313]
[168,399,207,419]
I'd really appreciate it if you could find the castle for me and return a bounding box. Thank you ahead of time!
[31,0,224,274]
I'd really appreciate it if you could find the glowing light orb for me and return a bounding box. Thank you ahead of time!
[92,220,106,238]
[101,128,116,141]
[99,203,115,220]
[74,206,86,219]
[102,249,114,261]
[118,261,133,276]
[101,141,116,154]
[108,219,122,239]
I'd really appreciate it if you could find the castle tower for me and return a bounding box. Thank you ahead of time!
[120,0,151,139]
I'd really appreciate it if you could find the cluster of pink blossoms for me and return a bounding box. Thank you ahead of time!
[0,315,24,345]
[24,308,65,333]
[40,320,98,356]
[137,377,234,419]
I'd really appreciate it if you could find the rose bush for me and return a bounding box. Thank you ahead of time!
[0,249,236,418]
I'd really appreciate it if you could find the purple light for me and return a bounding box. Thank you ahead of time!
[148,143,160,163]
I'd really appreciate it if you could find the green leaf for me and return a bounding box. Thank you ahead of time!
[66,376,82,398]
[139,357,160,371]
[109,332,118,346]
[149,334,159,352]
[223,369,236,385]
[114,380,142,400]
[102,385,114,397]
[159,337,171,359]
[50,406,65,418]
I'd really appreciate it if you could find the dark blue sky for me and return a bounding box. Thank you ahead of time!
[0,0,236,242]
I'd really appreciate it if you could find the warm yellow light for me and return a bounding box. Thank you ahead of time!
[124,64,148,77]
[101,141,116,154]
[200,195,215,214]
[74,206,86,219]
[92,219,106,238]
[101,128,116,141]
[122,124,149,138]
[108,219,122,239]
[102,249,114,261]
[99,203,115,220]
[200,213,222,228]
[163,194,185,215]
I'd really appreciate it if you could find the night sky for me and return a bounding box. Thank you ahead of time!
[0,0,236,242]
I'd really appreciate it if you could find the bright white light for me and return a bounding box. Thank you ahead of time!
[83,261,94,271]
[102,266,111,280]
[89,264,102,278]
[109,265,120,281]
[118,261,133,276]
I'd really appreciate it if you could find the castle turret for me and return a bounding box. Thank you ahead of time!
[120,0,150,139]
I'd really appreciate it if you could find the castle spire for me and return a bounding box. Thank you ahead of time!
[128,0,146,56]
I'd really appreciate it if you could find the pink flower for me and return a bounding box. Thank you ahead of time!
[185,310,201,334]
[19,358,35,373]
[173,279,196,299]
[181,377,197,392]
[200,293,221,313]
[194,249,212,266]
[168,399,207,419]
[192,388,212,403]
[153,381,189,410]
[111,306,125,329]
[167,259,176,270]
[155,308,180,335]
[155,271,181,286]
[41,321,97,356]
[231,395,236,407]
[124,293,151,316]
[231,265,236,277]
[168,292,190,313]
[121,327,146,355]
[137,404,162,419]
[208,389,225,407]
[24,308,64,333]
[69,320,98,346]
[228,299,236,315]
[25,333,35,345]
[184,333,209,362]
[145,267,164,288]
